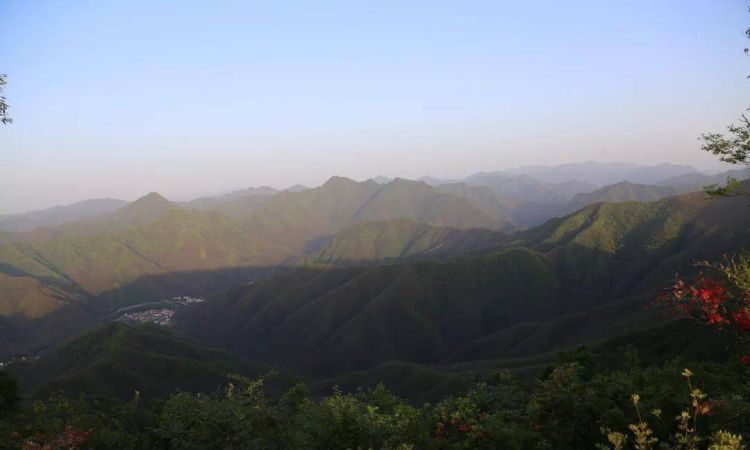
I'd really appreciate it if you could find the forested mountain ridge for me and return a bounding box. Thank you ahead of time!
[2,177,747,383]
[306,219,508,264]
[560,181,679,214]
[7,322,294,400]
[176,190,750,377]
[0,177,516,321]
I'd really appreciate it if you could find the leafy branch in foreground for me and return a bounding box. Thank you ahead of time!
[698,16,750,197]
[703,178,744,198]
[701,112,750,168]
[0,74,11,125]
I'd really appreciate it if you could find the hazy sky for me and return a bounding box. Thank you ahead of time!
[0,1,748,213]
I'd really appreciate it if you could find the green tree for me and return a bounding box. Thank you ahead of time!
[0,74,11,125]
[700,16,750,196]
[528,363,601,449]
[0,370,20,415]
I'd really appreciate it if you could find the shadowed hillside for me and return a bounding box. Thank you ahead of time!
[7,323,294,400]
[179,248,562,375]
[177,191,750,378]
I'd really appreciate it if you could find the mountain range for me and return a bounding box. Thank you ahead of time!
[2,163,749,400]
[176,190,750,377]
[504,161,697,185]
[0,177,517,325]
[3,162,747,234]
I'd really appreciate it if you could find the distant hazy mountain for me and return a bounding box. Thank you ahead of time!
[409,163,703,225]
[418,162,697,204]
[0,198,128,232]
[417,172,596,204]
[506,162,696,186]
[243,177,516,254]
[371,176,393,184]
[185,186,278,209]
[183,186,278,217]
[417,176,457,186]
[7,193,183,242]
[561,181,679,215]
[463,172,597,204]
[656,167,750,192]
[183,185,313,216]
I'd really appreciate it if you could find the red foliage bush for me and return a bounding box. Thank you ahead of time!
[658,269,750,365]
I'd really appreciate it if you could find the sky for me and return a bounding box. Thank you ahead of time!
[0,0,748,214]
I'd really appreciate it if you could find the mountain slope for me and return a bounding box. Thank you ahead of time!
[0,207,288,317]
[434,183,516,230]
[13,192,184,241]
[239,176,515,255]
[307,220,508,264]
[179,248,562,375]
[7,323,289,399]
[561,181,679,215]
[0,198,128,232]
[0,272,74,318]
[351,179,509,228]
[178,191,750,376]
[656,167,750,192]
[523,190,750,302]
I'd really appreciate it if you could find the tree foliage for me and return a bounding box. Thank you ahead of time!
[0,74,11,125]
[699,16,750,196]
[701,112,750,167]
[2,350,749,450]
[0,370,20,415]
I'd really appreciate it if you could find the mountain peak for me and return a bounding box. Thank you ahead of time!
[321,176,358,188]
[132,192,170,206]
[285,184,309,192]
[116,192,176,223]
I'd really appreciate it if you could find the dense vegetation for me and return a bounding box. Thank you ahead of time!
[176,191,750,376]
[2,319,749,449]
